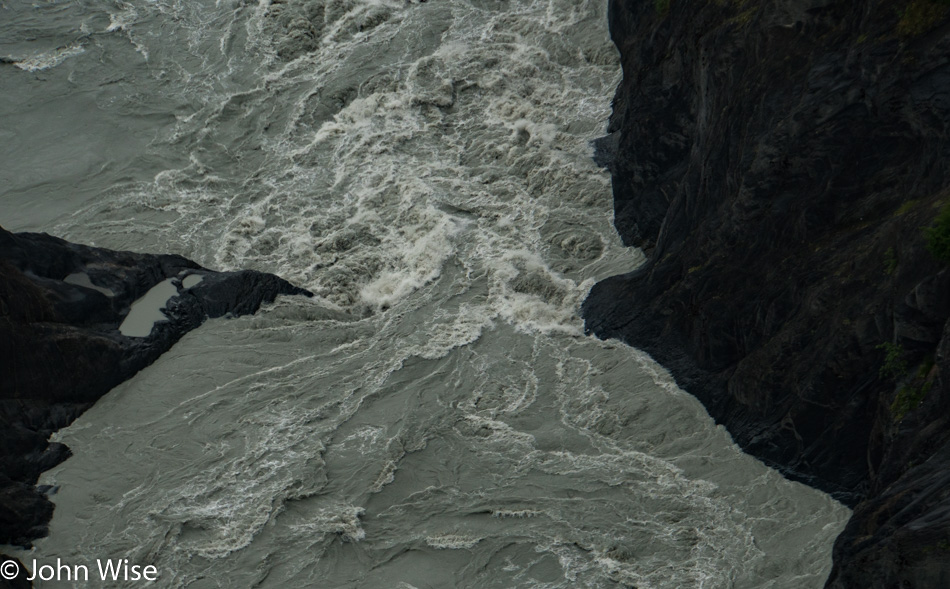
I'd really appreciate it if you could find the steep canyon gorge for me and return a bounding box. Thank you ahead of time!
[585,0,950,586]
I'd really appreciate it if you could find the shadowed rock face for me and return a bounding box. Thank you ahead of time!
[0,554,30,589]
[583,0,950,585]
[0,225,311,547]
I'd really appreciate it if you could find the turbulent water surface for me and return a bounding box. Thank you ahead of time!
[1,0,850,587]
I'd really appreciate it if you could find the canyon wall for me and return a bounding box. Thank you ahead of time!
[584,0,950,585]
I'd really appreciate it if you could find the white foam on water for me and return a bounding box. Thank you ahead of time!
[51,0,625,336]
[13,44,85,72]
[20,0,852,587]
[359,213,464,310]
[426,534,482,550]
[106,5,139,32]
[289,504,367,543]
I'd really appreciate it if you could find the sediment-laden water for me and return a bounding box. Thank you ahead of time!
[1,0,850,587]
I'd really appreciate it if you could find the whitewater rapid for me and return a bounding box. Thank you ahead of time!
[1,0,849,587]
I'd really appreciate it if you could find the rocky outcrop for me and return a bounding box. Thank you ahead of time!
[0,555,30,589]
[0,225,311,547]
[583,0,950,585]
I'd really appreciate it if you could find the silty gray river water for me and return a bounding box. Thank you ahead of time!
[0,0,850,587]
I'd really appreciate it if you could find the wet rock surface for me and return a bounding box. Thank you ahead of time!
[0,225,311,547]
[584,0,950,585]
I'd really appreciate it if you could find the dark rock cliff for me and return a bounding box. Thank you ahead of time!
[583,0,950,585]
[0,555,29,589]
[0,225,311,547]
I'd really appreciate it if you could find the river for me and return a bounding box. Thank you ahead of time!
[0,0,849,587]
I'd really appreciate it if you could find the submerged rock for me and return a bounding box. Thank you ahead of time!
[0,225,311,546]
[584,0,950,585]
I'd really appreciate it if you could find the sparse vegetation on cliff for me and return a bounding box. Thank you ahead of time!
[884,247,898,275]
[897,0,950,38]
[892,381,932,421]
[925,204,950,263]
[878,342,909,380]
[891,357,936,420]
